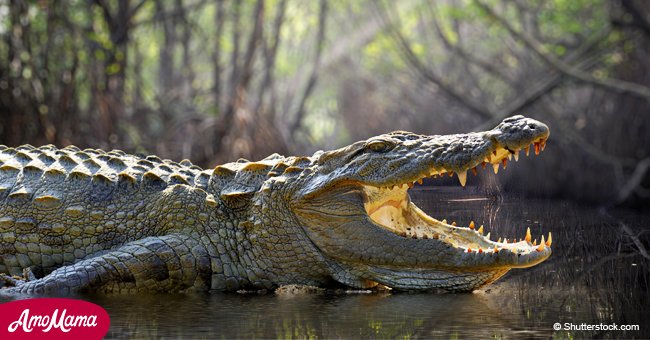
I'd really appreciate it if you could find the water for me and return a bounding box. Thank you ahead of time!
[2,188,649,338]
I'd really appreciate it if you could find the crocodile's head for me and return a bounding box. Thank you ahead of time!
[290,115,551,292]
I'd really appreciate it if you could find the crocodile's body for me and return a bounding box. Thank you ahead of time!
[0,115,551,294]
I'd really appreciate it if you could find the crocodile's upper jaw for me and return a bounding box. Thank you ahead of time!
[292,115,551,292]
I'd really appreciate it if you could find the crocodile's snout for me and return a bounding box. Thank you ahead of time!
[490,115,549,151]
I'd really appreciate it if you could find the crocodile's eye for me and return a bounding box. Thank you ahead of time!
[366,140,393,153]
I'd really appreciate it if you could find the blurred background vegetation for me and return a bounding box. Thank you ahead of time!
[1,0,649,205]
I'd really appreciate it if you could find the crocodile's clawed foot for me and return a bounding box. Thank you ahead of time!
[0,268,36,288]
[0,273,26,288]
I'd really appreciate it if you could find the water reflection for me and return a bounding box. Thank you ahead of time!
[1,189,648,338]
[93,291,555,339]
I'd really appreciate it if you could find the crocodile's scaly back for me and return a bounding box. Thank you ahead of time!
[1,116,552,294]
[0,145,207,274]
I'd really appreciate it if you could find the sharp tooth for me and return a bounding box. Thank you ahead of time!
[541,140,546,151]
[457,171,467,187]
[400,183,405,188]
[417,178,423,185]
[467,247,472,253]
[478,248,483,253]
[448,171,454,177]
[478,225,484,234]
[492,163,499,174]
[525,145,530,156]
[451,221,457,226]
[442,219,447,224]
[497,237,502,243]
[533,239,537,246]
[481,161,487,169]
[537,235,546,251]
[472,167,478,176]
[504,238,508,244]
[486,232,490,240]
[408,182,414,188]
[525,227,532,243]
[469,221,475,230]
[507,153,512,161]
[493,246,499,253]
[502,158,507,169]
[487,154,492,162]
[432,174,437,178]
[534,142,540,155]
[546,232,552,247]
[393,185,398,189]
[514,150,519,161]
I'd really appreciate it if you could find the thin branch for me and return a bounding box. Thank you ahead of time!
[616,157,650,204]
[474,26,614,130]
[255,0,287,116]
[620,0,650,38]
[291,0,328,134]
[212,0,264,155]
[213,0,225,109]
[374,2,493,119]
[475,0,650,101]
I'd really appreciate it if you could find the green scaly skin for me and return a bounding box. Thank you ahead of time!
[0,115,551,294]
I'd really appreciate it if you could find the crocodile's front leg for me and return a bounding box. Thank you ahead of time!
[0,234,211,295]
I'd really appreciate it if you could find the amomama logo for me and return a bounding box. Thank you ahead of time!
[0,298,110,339]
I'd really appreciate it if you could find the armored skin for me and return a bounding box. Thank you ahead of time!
[0,115,551,294]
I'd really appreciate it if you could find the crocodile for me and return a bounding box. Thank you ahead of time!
[0,115,551,294]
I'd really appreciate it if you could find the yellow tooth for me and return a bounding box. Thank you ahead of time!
[525,227,532,243]
[536,235,546,251]
[408,182,414,188]
[546,232,552,247]
[492,163,499,174]
[534,142,540,155]
[493,246,499,253]
[487,154,492,162]
[525,145,530,156]
[448,171,454,177]
[502,158,507,169]
[514,150,520,162]
[451,221,457,226]
[457,171,467,187]
[478,225,484,235]
[417,178,423,185]
[507,153,512,161]
[485,232,490,240]
[442,219,447,224]
[497,237,502,243]
[541,140,547,151]
[533,239,537,246]
[469,221,475,229]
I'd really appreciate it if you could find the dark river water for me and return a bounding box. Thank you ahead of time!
[1,187,649,339]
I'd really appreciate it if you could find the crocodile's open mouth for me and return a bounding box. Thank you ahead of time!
[361,137,551,261]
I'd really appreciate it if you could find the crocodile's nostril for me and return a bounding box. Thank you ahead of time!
[528,123,537,129]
